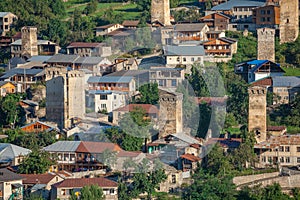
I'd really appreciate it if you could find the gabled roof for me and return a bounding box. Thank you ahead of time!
[122,20,140,27]
[67,42,104,48]
[272,76,300,87]
[0,81,15,87]
[75,57,104,65]
[20,121,57,132]
[87,76,134,83]
[201,12,231,20]
[96,24,120,29]
[0,143,31,163]
[20,173,56,185]
[21,100,39,107]
[27,56,52,63]
[76,141,122,153]
[171,133,201,144]
[43,141,81,152]
[113,104,159,114]
[267,126,287,132]
[0,168,23,182]
[211,0,265,11]
[46,54,80,64]
[174,23,207,32]
[238,60,284,74]
[53,177,118,188]
[251,77,272,86]
[0,12,15,18]
[180,153,201,162]
[10,39,56,46]
[0,68,43,79]
[163,45,205,56]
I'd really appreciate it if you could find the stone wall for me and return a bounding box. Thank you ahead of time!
[248,86,267,143]
[21,26,38,58]
[151,0,171,26]
[279,0,299,43]
[257,28,275,62]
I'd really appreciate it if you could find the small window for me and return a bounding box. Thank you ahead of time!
[183,57,186,62]
[286,157,290,163]
[172,175,176,183]
[285,146,290,152]
[171,80,177,87]
[267,10,271,14]
[297,147,300,152]
[114,95,117,100]
[261,10,266,15]
[279,146,284,152]
[280,157,284,163]
[100,95,107,100]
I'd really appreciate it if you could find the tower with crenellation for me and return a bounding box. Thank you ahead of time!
[248,86,267,143]
[151,0,171,26]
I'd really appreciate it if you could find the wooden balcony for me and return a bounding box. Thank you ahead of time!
[177,36,201,41]
[89,86,129,92]
[205,49,231,54]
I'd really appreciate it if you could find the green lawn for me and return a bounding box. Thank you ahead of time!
[282,66,300,76]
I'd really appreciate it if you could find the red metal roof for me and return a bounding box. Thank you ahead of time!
[251,77,272,86]
[53,177,118,188]
[76,141,122,153]
[180,154,201,162]
[67,42,104,48]
[113,104,159,114]
[20,174,56,184]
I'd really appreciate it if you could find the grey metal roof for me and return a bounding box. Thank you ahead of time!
[0,143,31,163]
[0,81,12,87]
[75,57,104,65]
[163,45,205,56]
[211,0,265,11]
[0,168,23,182]
[0,68,43,79]
[43,141,81,152]
[27,56,52,62]
[171,133,201,144]
[0,12,11,18]
[46,54,80,64]
[272,76,300,87]
[10,39,56,46]
[88,76,133,83]
[174,23,207,32]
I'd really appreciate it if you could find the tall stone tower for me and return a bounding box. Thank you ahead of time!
[151,0,171,26]
[257,28,275,62]
[158,88,183,138]
[279,0,299,43]
[248,86,267,143]
[46,67,85,129]
[21,26,38,58]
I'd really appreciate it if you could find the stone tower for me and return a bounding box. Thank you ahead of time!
[248,86,267,143]
[279,0,299,43]
[158,88,183,138]
[151,0,171,26]
[21,26,38,58]
[257,28,275,62]
[46,67,85,129]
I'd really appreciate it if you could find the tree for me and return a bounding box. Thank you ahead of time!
[135,82,159,105]
[84,0,98,15]
[18,148,55,174]
[80,184,104,200]
[0,93,26,128]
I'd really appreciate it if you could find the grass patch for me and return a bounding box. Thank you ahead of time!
[282,66,300,76]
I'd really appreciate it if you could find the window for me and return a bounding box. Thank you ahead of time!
[183,57,186,62]
[109,189,115,194]
[100,95,107,100]
[267,10,271,14]
[279,146,284,152]
[297,147,300,152]
[4,25,8,30]
[261,17,265,22]
[191,57,195,62]
[267,17,271,22]
[101,104,106,109]
[286,157,290,163]
[280,157,284,163]
[261,10,266,15]
[4,18,8,22]
[171,80,177,87]
[262,156,266,162]
[297,157,300,163]
[172,175,176,183]
[114,95,117,100]
[285,146,290,152]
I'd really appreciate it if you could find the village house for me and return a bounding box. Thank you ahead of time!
[0,143,31,167]
[149,67,184,88]
[252,4,280,29]
[87,90,126,114]
[20,121,60,136]
[44,141,122,172]
[254,135,300,168]
[112,104,159,125]
[95,23,124,36]
[207,0,266,31]
[0,168,23,200]
[87,76,136,96]
[173,23,209,44]
[19,100,39,123]
[206,30,226,41]
[203,37,237,61]
[21,173,64,200]
[0,68,44,92]
[0,12,17,36]
[51,177,118,200]
[163,45,205,67]
[200,12,231,30]
[234,59,285,83]
[113,58,139,71]
[10,39,59,58]
[0,81,16,96]
[66,42,112,57]
[46,54,112,76]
